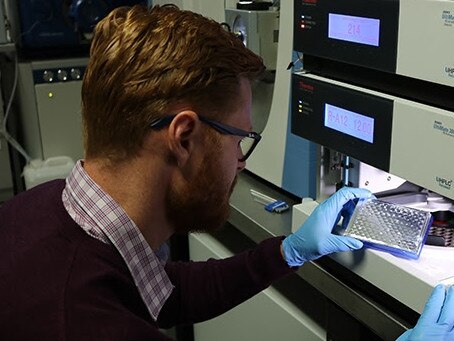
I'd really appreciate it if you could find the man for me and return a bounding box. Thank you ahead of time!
[0,5,452,340]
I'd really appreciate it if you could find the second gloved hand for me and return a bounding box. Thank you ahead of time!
[282,187,373,267]
[396,284,454,341]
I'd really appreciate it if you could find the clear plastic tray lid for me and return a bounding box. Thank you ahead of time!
[344,198,433,259]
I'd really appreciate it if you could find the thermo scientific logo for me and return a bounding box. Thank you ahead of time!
[298,80,315,92]
[436,176,453,190]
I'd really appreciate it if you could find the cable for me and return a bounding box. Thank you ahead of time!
[1,53,17,132]
[0,53,32,163]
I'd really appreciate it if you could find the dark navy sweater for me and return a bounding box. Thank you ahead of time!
[0,180,293,340]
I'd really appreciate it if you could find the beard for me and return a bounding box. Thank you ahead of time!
[165,146,237,235]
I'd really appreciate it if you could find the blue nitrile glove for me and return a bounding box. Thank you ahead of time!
[282,187,373,267]
[396,284,454,341]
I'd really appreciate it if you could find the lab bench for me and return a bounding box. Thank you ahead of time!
[189,170,419,341]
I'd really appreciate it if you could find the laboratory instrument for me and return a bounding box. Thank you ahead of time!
[291,0,454,316]
[15,58,87,161]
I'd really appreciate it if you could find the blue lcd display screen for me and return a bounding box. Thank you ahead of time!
[324,104,375,143]
[328,13,380,47]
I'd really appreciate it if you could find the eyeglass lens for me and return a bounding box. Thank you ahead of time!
[239,137,255,159]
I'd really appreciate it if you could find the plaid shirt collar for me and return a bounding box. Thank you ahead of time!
[62,160,174,321]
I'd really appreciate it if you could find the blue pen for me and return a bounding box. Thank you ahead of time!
[250,189,289,213]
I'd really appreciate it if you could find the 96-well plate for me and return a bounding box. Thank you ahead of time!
[344,198,433,259]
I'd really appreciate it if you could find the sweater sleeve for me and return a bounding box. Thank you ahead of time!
[156,236,295,328]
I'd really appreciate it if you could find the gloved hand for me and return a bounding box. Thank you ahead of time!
[396,284,454,341]
[282,187,373,267]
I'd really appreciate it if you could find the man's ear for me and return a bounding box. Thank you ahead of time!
[166,111,200,168]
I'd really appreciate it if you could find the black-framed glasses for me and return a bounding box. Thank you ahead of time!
[150,114,262,162]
